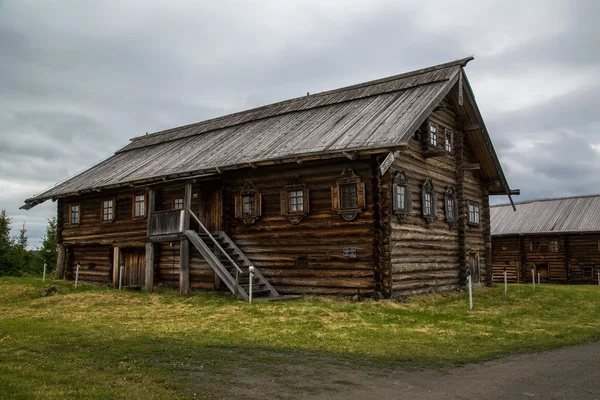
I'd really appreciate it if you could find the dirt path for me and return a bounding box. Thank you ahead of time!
[226,342,600,399]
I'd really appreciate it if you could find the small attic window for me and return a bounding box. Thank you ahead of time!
[429,123,438,147]
[445,129,453,153]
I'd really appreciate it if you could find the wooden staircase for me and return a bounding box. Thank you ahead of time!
[184,229,280,301]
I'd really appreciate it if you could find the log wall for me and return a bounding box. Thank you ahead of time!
[227,158,376,295]
[390,101,489,296]
[491,235,520,283]
[67,245,112,283]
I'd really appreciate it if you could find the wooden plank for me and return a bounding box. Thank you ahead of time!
[56,244,66,280]
[183,183,192,231]
[179,239,190,296]
[144,242,154,292]
[112,247,120,287]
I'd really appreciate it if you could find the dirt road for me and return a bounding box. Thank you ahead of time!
[227,342,600,399]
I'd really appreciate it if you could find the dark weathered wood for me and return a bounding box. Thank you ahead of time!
[146,188,155,235]
[455,129,467,286]
[112,247,120,287]
[179,239,190,296]
[144,242,154,292]
[56,244,66,280]
[423,149,448,158]
[183,183,192,231]
[483,188,492,286]
[463,162,480,170]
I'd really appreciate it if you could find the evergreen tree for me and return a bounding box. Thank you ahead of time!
[11,223,32,275]
[0,210,14,276]
[38,217,58,274]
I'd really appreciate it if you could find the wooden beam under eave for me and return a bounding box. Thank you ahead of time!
[423,149,448,158]
[463,162,480,170]
[462,125,480,132]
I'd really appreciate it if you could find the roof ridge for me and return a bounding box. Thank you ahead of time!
[491,193,600,208]
[129,56,474,143]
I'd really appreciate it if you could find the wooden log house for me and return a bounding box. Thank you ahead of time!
[491,195,600,284]
[22,57,516,298]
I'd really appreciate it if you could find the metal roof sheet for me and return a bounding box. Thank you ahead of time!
[491,195,600,235]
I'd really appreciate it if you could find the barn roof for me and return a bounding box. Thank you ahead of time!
[491,194,600,236]
[22,56,512,209]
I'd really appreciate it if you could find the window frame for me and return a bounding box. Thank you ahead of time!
[235,182,262,225]
[429,122,438,147]
[101,198,115,223]
[445,129,453,153]
[173,198,184,210]
[444,186,458,228]
[331,169,365,222]
[392,170,412,221]
[550,240,559,252]
[280,176,310,225]
[530,240,541,252]
[421,178,437,224]
[69,204,81,226]
[132,193,147,219]
[468,200,480,226]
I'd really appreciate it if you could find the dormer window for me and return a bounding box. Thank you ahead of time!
[421,178,437,224]
[445,129,453,153]
[429,123,438,147]
[280,176,309,224]
[235,182,262,225]
[331,169,365,221]
[392,170,412,221]
[444,186,458,227]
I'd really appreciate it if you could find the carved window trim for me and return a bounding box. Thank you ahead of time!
[101,198,115,223]
[280,176,309,225]
[468,200,480,226]
[235,182,262,225]
[331,169,365,222]
[421,178,437,224]
[444,186,458,228]
[69,203,80,225]
[392,170,412,221]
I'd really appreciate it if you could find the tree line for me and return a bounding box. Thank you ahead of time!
[0,209,58,277]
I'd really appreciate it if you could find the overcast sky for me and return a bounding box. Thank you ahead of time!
[1,0,599,248]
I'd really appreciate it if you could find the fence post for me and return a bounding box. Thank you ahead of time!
[75,262,80,288]
[538,272,541,285]
[467,271,473,311]
[504,266,507,299]
[532,267,535,290]
[43,262,47,282]
[119,260,124,290]
[249,266,254,305]
[597,271,599,286]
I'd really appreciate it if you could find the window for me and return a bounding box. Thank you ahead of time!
[445,129,453,152]
[581,265,593,279]
[280,176,310,224]
[531,240,541,252]
[243,194,255,216]
[173,198,184,210]
[468,201,480,225]
[133,194,146,218]
[341,184,358,209]
[421,178,437,224]
[102,199,114,222]
[429,123,438,147]
[235,182,262,225]
[69,204,80,225]
[550,240,559,252]
[444,186,458,227]
[331,169,365,221]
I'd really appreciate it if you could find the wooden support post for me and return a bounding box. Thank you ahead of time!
[519,236,527,284]
[56,244,66,280]
[112,247,121,287]
[64,248,71,280]
[144,242,154,292]
[146,188,155,236]
[183,183,192,231]
[179,239,190,296]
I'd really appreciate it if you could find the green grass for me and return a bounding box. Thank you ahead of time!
[0,277,599,399]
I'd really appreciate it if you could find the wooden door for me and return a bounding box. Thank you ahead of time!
[205,188,222,232]
[536,264,549,283]
[122,250,146,288]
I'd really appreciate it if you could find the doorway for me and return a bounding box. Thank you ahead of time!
[535,263,549,283]
[199,188,222,233]
[121,249,146,288]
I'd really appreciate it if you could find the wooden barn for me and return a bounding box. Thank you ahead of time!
[22,57,516,299]
[491,195,600,284]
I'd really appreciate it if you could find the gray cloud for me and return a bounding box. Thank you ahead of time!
[0,0,598,245]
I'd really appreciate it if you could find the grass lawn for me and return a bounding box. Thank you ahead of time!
[0,277,599,399]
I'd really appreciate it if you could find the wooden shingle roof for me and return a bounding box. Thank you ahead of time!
[491,195,600,236]
[23,56,510,209]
